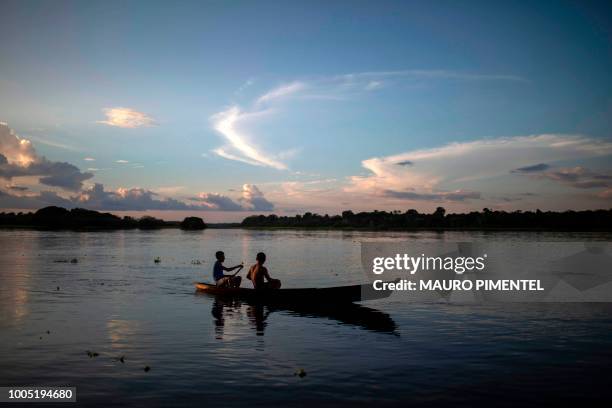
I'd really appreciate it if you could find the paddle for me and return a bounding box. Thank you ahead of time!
[231,263,244,277]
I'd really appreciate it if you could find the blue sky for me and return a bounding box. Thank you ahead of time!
[1,0,611,220]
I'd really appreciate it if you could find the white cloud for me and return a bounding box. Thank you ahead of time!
[116,160,129,164]
[240,184,274,211]
[189,184,274,211]
[211,68,526,171]
[348,134,612,200]
[336,69,527,83]
[97,107,156,128]
[83,157,96,161]
[0,123,93,191]
[365,80,383,90]
[211,106,287,170]
[256,81,306,105]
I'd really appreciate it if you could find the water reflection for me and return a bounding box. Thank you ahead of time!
[207,295,398,336]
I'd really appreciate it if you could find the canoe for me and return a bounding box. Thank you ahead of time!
[194,281,396,304]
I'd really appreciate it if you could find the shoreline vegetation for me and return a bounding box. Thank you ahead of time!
[0,206,610,231]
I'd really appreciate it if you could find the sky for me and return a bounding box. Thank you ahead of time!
[1,0,611,221]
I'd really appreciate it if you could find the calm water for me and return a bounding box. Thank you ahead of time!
[1,229,611,407]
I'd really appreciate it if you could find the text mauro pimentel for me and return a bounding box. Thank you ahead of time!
[371,253,544,292]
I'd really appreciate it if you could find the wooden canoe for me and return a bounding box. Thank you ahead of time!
[193,281,395,304]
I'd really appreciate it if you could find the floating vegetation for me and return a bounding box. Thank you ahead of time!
[191,259,203,265]
[86,350,99,358]
[54,258,78,263]
[154,257,161,264]
[294,368,307,378]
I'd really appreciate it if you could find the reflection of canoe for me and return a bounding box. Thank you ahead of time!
[208,296,398,335]
[274,303,398,334]
[194,281,395,304]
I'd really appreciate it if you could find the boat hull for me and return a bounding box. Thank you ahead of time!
[194,281,393,304]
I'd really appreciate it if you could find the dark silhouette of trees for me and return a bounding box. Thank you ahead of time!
[0,206,176,230]
[180,216,207,230]
[1,205,610,231]
[241,207,612,231]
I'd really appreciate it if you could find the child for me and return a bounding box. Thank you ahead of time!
[247,252,281,289]
[213,251,243,288]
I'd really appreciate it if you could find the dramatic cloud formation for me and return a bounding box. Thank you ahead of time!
[0,123,93,191]
[348,134,612,202]
[97,107,156,128]
[74,183,195,211]
[211,107,287,170]
[0,122,276,213]
[210,69,526,170]
[0,182,276,212]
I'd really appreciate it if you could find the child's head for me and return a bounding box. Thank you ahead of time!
[215,251,225,262]
[256,252,266,264]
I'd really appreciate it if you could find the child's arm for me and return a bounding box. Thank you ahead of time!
[263,267,272,281]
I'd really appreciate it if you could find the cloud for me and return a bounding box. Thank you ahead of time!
[26,136,80,151]
[516,166,612,190]
[211,106,287,170]
[365,80,383,90]
[211,69,526,170]
[0,123,93,191]
[383,189,481,202]
[190,192,245,211]
[256,81,306,105]
[1,181,275,213]
[0,189,74,209]
[347,134,612,203]
[97,107,156,128]
[511,163,550,173]
[190,184,275,211]
[74,183,196,211]
[396,160,413,167]
[240,184,274,211]
[116,160,129,164]
[336,69,527,83]
[5,184,28,191]
[84,157,95,161]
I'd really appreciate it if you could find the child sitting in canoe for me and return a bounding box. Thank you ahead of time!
[213,251,243,288]
[247,252,281,289]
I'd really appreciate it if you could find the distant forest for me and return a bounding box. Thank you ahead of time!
[0,206,206,230]
[1,206,611,231]
[241,207,612,231]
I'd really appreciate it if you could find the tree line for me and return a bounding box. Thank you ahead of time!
[0,206,206,230]
[241,207,612,230]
